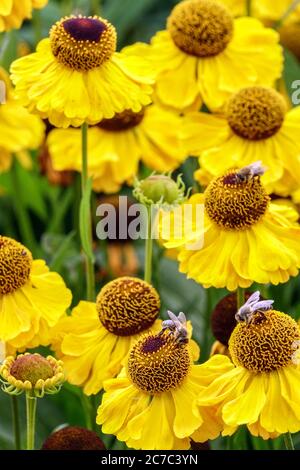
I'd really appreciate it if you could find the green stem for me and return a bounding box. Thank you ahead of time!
[26,393,37,451]
[81,123,95,301]
[283,432,295,450]
[91,0,101,15]
[11,161,39,257]
[144,207,153,284]
[237,287,245,310]
[246,0,252,16]
[80,392,93,431]
[11,396,21,450]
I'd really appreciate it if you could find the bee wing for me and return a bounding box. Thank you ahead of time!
[178,312,187,326]
[167,310,178,322]
[166,311,182,328]
[250,161,265,176]
[253,300,274,311]
[244,291,260,307]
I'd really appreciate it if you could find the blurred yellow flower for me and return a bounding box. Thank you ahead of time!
[97,326,230,450]
[161,164,300,291]
[197,307,300,439]
[0,236,72,351]
[0,68,45,173]
[10,16,154,128]
[220,0,300,23]
[47,104,186,194]
[183,86,300,196]
[137,0,282,111]
[0,0,48,32]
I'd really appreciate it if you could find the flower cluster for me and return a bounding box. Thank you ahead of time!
[0,0,300,453]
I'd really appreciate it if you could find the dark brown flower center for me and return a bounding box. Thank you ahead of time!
[96,277,160,336]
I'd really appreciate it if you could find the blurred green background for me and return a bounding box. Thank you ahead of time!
[0,0,300,451]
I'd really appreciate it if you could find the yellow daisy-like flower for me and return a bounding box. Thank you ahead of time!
[161,163,300,290]
[0,236,72,350]
[184,86,300,196]
[0,353,64,398]
[97,315,232,450]
[51,277,163,395]
[10,15,154,128]
[0,68,45,173]
[47,104,185,194]
[197,296,300,439]
[0,0,48,32]
[220,0,300,23]
[138,0,282,111]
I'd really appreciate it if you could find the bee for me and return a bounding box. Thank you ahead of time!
[236,161,265,183]
[235,291,274,325]
[160,311,189,345]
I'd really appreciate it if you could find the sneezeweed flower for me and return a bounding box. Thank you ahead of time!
[0,236,72,350]
[42,426,105,450]
[161,162,300,290]
[97,311,231,450]
[0,68,45,173]
[197,293,300,439]
[10,15,154,128]
[134,174,187,207]
[1,353,64,450]
[138,0,282,110]
[51,277,162,395]
[0,0,48,32]
[185,86,300,196]
[0,353,64,397]
[47,103,185,193]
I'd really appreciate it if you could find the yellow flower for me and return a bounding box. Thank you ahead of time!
[220,0,300,23]
[0,0,47,32]
[161,164,300,290]
[0,353,64,398]
[51,278,200,396]
[0,236,72,350]
[184,86,300,196]
[47,104,185,193]
[10,16,154,128]
[51,277,162,395]
[137,0,282,111]
[96,317,231,450]
[0,68,45,173]
[197,300,300,439]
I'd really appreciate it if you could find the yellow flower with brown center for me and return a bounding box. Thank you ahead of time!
[184,86,300,196]
[161,163,300,290]
[134,0,282,111]
[0,68,45,173]
[0,0,48,32]
[51,277,162,395]
[46,103,186,193]
[197,294,300,439]
[97,313,231,450]
[0,353,64,397]
[10,16,154,128]
[0,236,72,350]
